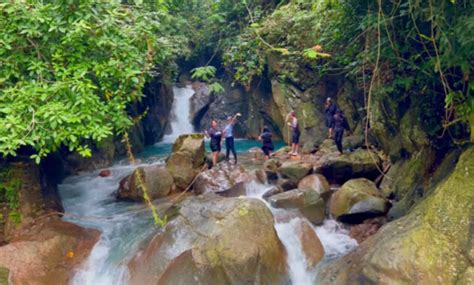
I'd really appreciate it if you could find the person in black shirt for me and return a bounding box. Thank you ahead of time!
[204,120,223,167]
[259,126,274,160]
[331,109,351,154]
[325,97,338,139]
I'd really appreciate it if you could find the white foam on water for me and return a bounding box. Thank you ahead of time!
[161,85,195,143]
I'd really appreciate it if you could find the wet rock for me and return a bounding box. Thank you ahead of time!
[277,178,298,191]
[0,267,8,285]
[295,220,325,268]
[98,169,111,177]
[319,146,474,285]
[269,188,325,224]
[349,217,387,243]
[193,163,252,196]
[277,161,313,183]
[0,218,99,285]
[330,178,389,223]
[254,169,268,184]
[129,194,288,285]
[262,186,284,200]
[316,149,382,183]
[205,152,226,168]
[190,82,213,127]
[264,158,282,172]
[266,170,279,181]
[298,174,331,199]
[166,134,206,190]
[117,166,174,201]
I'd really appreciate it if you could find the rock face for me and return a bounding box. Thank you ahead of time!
[117,166,174,201]
[0,218,99,285]
[269,188,325,224]
[295,220,325,268]
[316,149,382,183]
[193,163,252,196]
[330,178,389,223]
[297,174,331,199]
[277,161,313,183]
[166,134,206,190]
[319,146,474,285]
[129,194,288,285]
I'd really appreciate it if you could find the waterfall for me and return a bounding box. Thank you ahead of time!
[161,85,195,143]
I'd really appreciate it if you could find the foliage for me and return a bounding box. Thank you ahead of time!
[191,66,224,95]
[221,0,474,142]
[0,1,175,161]
[0,169,21,224]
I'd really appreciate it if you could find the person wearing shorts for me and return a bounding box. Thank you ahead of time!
[287,111,300,156]
[205,120,223,167]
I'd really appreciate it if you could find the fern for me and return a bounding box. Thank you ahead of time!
[191,66,217,82]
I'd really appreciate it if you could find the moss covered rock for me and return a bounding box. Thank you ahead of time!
[277,161,313,183]
[316,149,382,183]
[269,188,325,224]
[117,166,174,201]
[319,146,474,285]
[193,163,252,196]
[298,174,331,199]
[330,178,389,223]
[166,134,205,190]
[129,194,288,285]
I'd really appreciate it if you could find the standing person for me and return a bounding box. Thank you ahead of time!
[204,120,223,167]
[259,126,274,160]
[287,111,300,156]
[332,109,351,155]
[324,97,338,139]
[223,112,241,164]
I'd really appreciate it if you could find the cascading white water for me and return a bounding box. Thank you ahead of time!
[246,181,358,285]
[161,85,195,143]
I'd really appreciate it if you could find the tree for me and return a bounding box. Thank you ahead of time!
[0,1,167,161]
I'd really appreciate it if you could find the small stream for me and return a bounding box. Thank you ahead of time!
[58,85,358,284]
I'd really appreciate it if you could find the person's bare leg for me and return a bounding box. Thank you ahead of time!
[295,144,299,155]
[213,152,218,166]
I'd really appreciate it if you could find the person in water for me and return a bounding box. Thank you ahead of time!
[287,111,300,156]
[332,109,351,155]
[204,120,223,167]
[223,112,242,164]
[324,97,338,139]
[259,126,274,160]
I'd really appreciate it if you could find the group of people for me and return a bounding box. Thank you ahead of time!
[204,97,350,167]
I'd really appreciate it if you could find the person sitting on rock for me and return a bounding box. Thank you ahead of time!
[287,111,300,156]
[259,126,274,160]
[223,112,241,164]
[332,109,352,155]
[204,120,223,167]
[324,97,338,139]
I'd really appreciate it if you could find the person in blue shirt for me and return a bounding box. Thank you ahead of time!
[223,112,241,164]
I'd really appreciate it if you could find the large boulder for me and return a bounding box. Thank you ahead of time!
[295,220,325,268]
[277,161,313,183]
[316,149,382,183]
[166,134,206,190]
[117,166,174,201]
[269,188,325,224]
[129,194,288,285]
[0,218,99,285]
[330,178,389,223]
[319,146,474,285]
[298,174,331,199]
[193,163,252,196]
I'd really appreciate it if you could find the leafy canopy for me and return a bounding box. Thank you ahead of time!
[0,1,167,161]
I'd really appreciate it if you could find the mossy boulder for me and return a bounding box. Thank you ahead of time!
[264,158,282,172]
[117,166,174,201]
[166,134,205,190]
[316,149,382,183]
[330,178,389,223]
[269,188,325,224]
[277,161,313,183]
[0,267,8,285]
[298,174,331,200]
[129,194,288,285]
[319,146,474,285]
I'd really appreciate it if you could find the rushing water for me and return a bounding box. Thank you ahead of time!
[58,84,357,284]
[161,85,195,143]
